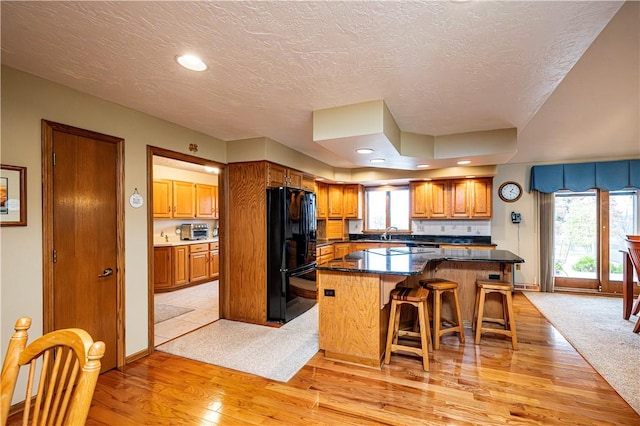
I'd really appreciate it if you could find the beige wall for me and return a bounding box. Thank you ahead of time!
[0,67,227,382]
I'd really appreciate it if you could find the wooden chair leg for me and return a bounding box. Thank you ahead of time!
[417,301,430,371]
[433,290,442,350]
[505,291,518,350]
[384,300,398,365]
[452,289,465,343]
[475,289,486,345]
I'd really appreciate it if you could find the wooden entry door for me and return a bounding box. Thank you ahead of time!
[42,120,124,372]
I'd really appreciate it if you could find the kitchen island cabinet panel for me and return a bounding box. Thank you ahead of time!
[318,271,391,368]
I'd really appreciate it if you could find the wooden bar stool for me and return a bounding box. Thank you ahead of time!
[384,286,432,371]
[473,279,518,350]
[419,278,465,350]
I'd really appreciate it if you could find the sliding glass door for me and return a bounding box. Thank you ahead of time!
[554,189,638,292]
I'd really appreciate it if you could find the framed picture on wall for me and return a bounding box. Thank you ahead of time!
[0,164,27,226]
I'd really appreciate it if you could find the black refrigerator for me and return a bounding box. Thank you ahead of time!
[266,187,317,323]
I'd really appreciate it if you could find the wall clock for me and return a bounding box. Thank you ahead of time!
[498,181,523,202]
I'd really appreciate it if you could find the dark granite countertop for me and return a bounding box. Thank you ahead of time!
[316,247,524,276]
[316,234,494,248]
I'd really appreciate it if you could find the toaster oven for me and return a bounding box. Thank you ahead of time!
[180,223,209,240]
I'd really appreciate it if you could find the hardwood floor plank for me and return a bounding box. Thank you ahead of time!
[8,292,636,425]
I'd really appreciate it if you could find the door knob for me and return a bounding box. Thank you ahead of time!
[98,267,113,278]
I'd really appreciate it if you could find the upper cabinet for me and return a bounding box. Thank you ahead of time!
[172,181,196,218]
[195,183,219,219]
[410,177,492,219]
[343,184,363,219]
[266,162,304,189]
[316,182,328,219]
[154,179,217,219]
[327,184,344,218]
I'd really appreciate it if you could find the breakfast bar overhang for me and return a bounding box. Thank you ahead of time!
[316,247,524,368]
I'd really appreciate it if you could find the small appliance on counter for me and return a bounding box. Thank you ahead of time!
[180,223,209,240]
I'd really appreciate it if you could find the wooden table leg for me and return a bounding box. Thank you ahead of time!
[622,251,633,319]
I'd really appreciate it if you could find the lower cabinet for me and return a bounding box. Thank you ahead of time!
[209,242,220,280]
[154,242,219,292]
[189,243,210,282]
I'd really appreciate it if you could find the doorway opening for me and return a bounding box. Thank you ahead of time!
[147,146,224,349]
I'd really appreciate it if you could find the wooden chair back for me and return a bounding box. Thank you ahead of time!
[1,317,105,426]
[626,237,640,279]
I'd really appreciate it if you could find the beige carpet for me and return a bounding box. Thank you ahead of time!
[157,304,318,382]
[523,291,640,415]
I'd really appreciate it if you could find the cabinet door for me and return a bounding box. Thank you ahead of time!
[333,243,352,258]
[287,169,303,189]
[327,185,344,218]
[209,250,220,279]
[153,247,172,290]
[190,251,209,282]
[195,184,216,218]
[316,182,328,219]
[469,178,492,218]
[212,185,219,219]
[343,184,361,219]
[173,246,189,286]
[267,163,287,187]
[450,180,470,218]
[326,219,344,240]
[410,182,428,218]
[302,175,315,192]
[173,181,195,218]
[429,180,450,218]
[153,180,173,218]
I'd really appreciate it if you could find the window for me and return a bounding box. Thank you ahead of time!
[365,186,409,231]
[553,189,639,292]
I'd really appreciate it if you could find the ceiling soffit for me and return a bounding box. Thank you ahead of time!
[313,100,517,171]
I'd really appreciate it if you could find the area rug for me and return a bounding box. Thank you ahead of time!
[154,303,194,324]
[157,304,318,382]
[523,292,640,414]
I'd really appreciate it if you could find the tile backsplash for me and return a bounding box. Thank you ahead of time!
[347,219,491,236]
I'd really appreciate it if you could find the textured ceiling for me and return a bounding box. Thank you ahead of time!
[1,1,638,171]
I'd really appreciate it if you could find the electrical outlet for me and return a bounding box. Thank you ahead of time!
[324,289,335,297]
[489,274,500,280]
[440,226,445,232]
[467,226,471,232]
[516,264,521,270]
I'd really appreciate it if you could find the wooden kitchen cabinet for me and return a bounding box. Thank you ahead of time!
[410,178,492,219]
[316,244,335,264]
[189,243,210,282]
[196,183,218,218]
[326,219,345,240]
[172,180,196,218]
[451,178,492,219]
[333,243,352,258]
[209,241,220,280]
[173,245,189,286]
[153,247,172,290]
[152,179,173,218]
[266,162,303,189]
[327,185,344,218]
[302,175,315,192]
[343,184,362,219]
[316,182,328,219]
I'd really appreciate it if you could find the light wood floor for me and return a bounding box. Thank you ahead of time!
[58,293,640,424]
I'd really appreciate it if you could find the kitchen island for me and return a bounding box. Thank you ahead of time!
[316,247,524,368]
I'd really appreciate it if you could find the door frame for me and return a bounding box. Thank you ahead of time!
[146,146,226,351]
[42,119,126,369]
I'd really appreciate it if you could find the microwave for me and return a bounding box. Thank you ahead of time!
[180,223,209,240]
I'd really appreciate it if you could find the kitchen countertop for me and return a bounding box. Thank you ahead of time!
[316,239,495,248]
[154,237,219,247]
[316,247,524,276]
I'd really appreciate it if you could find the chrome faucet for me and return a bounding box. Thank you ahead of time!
[381,226,398,240]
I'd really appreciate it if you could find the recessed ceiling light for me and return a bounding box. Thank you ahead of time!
[356,148,374,154]
[466,175,475,178]
[204,166,219,173]
[176,54,207,71]
[370,158,385,163]
[423,178,432,181]
[336,181,345,184]
[457,160,471,165]
[416,164,430,168]
[316,177,325,181]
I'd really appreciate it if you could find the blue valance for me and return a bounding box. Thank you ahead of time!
[530,159,640,193]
